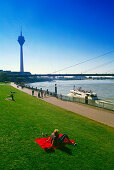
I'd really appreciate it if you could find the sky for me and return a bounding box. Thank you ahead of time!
[0,0,114,74]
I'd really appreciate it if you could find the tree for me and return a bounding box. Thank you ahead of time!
[0,72,9,82]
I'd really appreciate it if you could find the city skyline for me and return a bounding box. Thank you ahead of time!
[0,0,114,74]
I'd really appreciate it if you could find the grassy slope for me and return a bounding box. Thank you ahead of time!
[0,85,114,170]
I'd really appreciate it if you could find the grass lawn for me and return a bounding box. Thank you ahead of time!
[0,85,114,169]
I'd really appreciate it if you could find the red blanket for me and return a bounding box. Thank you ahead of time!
[35,134,75,150]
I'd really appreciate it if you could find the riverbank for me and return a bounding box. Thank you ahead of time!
[11,83,114,127]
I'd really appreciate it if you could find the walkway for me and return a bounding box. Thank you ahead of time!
[11,83,114,127]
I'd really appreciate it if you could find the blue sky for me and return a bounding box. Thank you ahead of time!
[0,0,114,74]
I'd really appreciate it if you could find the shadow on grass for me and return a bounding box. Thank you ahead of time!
[45,147,55,153]
[45,146,72,155]
[57,146,72,155]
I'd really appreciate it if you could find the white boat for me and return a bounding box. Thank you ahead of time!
[67,87,98,100]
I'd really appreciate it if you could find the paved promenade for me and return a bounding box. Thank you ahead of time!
[11,83,114,127]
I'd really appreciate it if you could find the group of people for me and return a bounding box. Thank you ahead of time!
[32,88,48,98]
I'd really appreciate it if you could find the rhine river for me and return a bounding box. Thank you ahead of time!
[28,80,114,102]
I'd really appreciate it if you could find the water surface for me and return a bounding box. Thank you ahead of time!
[28,80,114,101]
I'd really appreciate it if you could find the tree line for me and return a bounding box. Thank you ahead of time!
[0,72,52,83]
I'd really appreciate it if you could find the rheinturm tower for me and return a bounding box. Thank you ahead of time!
[18,30,25,72]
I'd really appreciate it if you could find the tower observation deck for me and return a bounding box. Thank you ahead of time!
[18,31,25,72]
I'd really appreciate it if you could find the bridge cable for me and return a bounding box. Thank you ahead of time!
[82,59,114,73]
[52,50,114,73]
[103,68,114,74]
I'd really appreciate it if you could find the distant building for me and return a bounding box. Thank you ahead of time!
[73,76,86,80]
[57,76,65,80]
[7,71,31,76]
[1,70,31,76]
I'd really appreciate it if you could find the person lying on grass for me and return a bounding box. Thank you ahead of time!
[46,129,76,148]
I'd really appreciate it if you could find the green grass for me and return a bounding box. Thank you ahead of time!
[0,85,114,170]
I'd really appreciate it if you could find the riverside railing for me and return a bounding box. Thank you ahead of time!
[56,94,114,111]
[20,84,114,111]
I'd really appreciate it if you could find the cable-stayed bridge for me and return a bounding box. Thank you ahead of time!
[5,50,114,77]
[30,73,114,77]
[8,73,114,77]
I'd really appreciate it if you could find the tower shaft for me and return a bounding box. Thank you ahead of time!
[20,45,24,72]
[18,30,25,72]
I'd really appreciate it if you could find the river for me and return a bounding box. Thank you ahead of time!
[28,80,114,102]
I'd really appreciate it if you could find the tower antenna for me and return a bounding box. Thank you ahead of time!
[20,27,22,36]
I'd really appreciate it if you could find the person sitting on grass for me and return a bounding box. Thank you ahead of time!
[46,129,76,148]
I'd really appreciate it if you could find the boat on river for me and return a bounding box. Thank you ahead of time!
[67,87,98,100]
